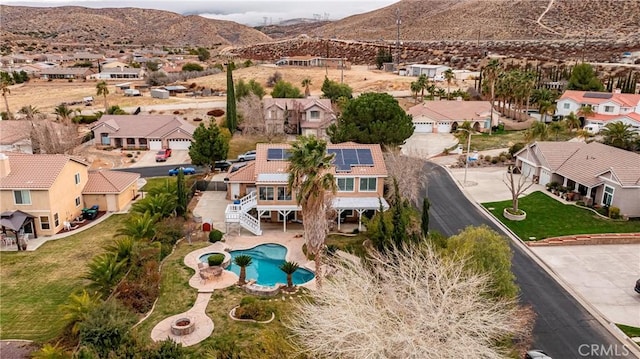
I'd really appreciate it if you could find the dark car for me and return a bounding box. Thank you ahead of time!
[635,278,640,294]
[213,160,232,172]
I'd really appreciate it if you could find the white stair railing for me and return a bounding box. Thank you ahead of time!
[239,212,262,235]
[224,191,261,235]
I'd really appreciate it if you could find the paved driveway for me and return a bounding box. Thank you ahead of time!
[130,150,191,168]
[530,244,640,327]
[401,133,457,159]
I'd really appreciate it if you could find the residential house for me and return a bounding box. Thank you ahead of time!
[100,61,131,70]
[262,98,337,138]
[93,68,144,80]
[91,115,195,150]
[406,100,499,134]
[555,90,640,132]
[0,121,33,154]
[74,52,105,62]
[515,141,640,218]
[276,56,350,69]
[44,54,74,64]
[404,64,450,80]
[224,142,389,235]
[39,68,94,80]
[0,152,139,236]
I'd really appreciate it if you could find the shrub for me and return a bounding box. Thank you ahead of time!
[509,142,525,156]
[234,297,272,321]
[608,206,621,219]
[126,153,133,158]
[499,155,507,162]
[484,154,492,161]
[209,229,224,243]
[207,108,225,117]
[491,157,499,164]
[266,71,282,87]
[208,253,225,266]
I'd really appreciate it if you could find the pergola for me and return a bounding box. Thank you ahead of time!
[1,210,37,251]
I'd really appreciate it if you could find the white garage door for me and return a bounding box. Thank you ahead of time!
[539,169,551,186]
[168,139,191,150]
[149,139,162,150]
[521,162,536,179]
[437,123,451,133]
[414,122,433,133]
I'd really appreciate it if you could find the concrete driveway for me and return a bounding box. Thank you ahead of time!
[129,150,191,168]
[401,133,457,159]
[530,244,640,327]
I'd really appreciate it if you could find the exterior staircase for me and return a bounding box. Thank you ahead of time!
[225,191,262,235]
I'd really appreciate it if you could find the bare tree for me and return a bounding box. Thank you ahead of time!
[237,93,282,141]
[383,149,428,207]
[503,165,536,214]
[286,243,531,358]
[30,120,82,154]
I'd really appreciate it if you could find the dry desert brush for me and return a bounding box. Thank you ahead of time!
[286,244,529,359]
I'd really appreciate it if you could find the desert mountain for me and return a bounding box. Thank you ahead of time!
[309,0,640,42]
[0,5,272,47]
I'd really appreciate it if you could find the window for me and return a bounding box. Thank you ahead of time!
[604,105,614,113]
[40,216,50,230]
[337,178,354,191]
[277,187,292,201]
[563,103,570,109]
[310,110,320,119]
[603,185,614,206]
[100,133,110,145]
[75,196,81,207]
[359,178,377,192]
[259,187,274,201]
[13,190,31,205]
[54,213,59,227]
[74,172,81,185]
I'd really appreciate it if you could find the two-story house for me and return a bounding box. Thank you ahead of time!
[555,90,640,132]
[262,98,337,139]
[224,142,389,235]
[0,153,139,237]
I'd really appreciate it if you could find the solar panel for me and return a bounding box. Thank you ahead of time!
[328,149,344,166]
[267,148,283,160]
[335,163,352,172]
[356,149,374,165]
[342,149,358,164]
[583,92,612,99]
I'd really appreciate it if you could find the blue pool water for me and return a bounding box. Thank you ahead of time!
[200,243,314,286]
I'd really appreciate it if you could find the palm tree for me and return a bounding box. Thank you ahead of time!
[482,59,501,134]
[538,100,556,123]
[410,81,421,103]
[116,212,158,240]
[96,80,109,111]
[301,78,312,98]
[104,237,136,266]
[54,104,73,122]
[601,122,638,150]
[132,192,177,218]
[234,255,253,285]
[443,68,455,99]
[60,289,101,336]
[525,121,549,142]
[434,88,447,99]
[416,74,428,101]
[577,105,594,121]
[18,105,40,121]
[1,79,12,119]
[563,112,581,132]
[287,135,337,287]
[548,121,565,141]
[85,253,126,298]
[280,261,299,289]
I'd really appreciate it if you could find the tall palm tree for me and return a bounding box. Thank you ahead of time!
[54,104,73,122]
[1,79,12,119]
[287,135,337,287]
[563,112,581,132]
[443,68,455,99]
[234,255,253,285]
[525,121,549,142]
[410,81,421,103]
[538,100,556,123]
[18,105,40,121]
[280,261,299,289]
[416,74,428,101]
[301,78,312,98]
[548,121,565,141]
[521,71,536,119]
[482,59,501,134]
[96,80,109,111]
[601,122,637,150]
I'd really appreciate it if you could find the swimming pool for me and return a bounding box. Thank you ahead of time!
[200,243,314,286]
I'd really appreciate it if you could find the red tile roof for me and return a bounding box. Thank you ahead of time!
[560,90,640,107]
[91,115,195,139]
[225,162,256,183]
[0,153,88,189]
[407,101,493,121]
[83,170,139,194]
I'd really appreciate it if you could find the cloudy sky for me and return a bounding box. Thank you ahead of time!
[3,0,400,26]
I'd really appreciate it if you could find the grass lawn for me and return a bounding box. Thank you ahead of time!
[468,130,527,152]
[228,134,286,159]
[617,324,640,339]
[327,233,368,258]
[483,191,640,240]
[0,214,127,342]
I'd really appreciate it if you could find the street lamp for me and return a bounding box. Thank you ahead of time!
[456,128,472,186]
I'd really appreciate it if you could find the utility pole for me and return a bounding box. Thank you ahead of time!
[395,8,401,71]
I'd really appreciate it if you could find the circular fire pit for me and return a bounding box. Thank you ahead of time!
[171,317,195,336]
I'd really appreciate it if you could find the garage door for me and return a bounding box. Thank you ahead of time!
[539,169,551,186]
[414,122,433,133]
[168,139,191,150]
[149,139,162,150]
[437,123,452,133]
[521,162,536,179]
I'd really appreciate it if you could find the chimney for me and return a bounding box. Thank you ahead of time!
[0,153,10,177]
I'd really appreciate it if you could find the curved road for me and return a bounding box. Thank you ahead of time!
[424,162,636,358]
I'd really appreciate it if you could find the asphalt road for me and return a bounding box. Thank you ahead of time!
[114,163,206,178]
[424,162,636,359]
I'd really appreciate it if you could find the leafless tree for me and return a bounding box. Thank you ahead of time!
[30,120,82,154]
[237,93,281,141]
[286,244,531,359]
[503,164,536,213]
[383,148,428,207]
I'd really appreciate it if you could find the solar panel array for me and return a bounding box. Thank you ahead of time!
[327,148,374,172]
[583,92,612,99]
[266,148,291,160]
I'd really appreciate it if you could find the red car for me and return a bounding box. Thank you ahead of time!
[155,148,172,162]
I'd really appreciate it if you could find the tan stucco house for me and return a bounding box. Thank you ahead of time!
[91,115,195,150]
[515,141,640,218]
[224,142,389,235]
[262,98,336,139]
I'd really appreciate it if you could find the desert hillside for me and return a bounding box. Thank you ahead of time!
[0,5,272,47]
[308,0,640,42]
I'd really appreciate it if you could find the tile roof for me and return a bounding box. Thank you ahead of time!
[91,115,195,139]
[40,68,93,75]
[584,113,640,123]
[263,98,333,113]
[560,90,640,108]
[532,142,584,170]
[407,101,493,122]
[225,161,256,183]
[0,121,31,145]
[83,170,139,194]
[0,153,88,189]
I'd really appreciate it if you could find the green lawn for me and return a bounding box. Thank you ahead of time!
[468,130,527,151]
[0,214,127,342]
[617,324,640,339]
[483,191,640,240]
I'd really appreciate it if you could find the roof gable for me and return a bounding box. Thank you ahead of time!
[91,115,194,138]
[0,153,88,189]
[83,170,139,194]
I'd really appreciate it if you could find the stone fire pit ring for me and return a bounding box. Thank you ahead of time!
[171,316,196,336]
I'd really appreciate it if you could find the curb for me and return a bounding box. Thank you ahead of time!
[438,163,640,358]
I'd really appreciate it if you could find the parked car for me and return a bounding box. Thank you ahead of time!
[213,160,232,172]
[237,150,256,162]
[525,350,552,359]
[635,278,640,294]
[168,167,196,176]
[155,148,172,162]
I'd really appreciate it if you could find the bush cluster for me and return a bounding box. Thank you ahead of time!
[209,228,224,243]
[208,253,225,267]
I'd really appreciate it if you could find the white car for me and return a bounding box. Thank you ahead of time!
[525,350,552,359]
[237,150,256,162]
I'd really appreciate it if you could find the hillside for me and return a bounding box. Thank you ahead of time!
[309,0,640,42]
[0,5,272,47]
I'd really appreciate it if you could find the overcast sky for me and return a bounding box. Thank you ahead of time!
[3,0,400,26]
